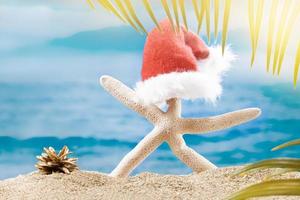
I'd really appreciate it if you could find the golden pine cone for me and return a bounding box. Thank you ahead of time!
[35,146,78,174]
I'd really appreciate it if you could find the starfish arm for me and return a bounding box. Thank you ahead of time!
[110,127,165,178]
[167,134,217,172]
[100,75,163,124]
[179,108,261,134]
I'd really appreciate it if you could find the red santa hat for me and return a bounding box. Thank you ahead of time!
[134,19,235,105]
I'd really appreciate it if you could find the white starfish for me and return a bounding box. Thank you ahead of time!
[100,75,261,178]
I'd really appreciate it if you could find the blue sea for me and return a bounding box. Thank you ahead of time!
[1,79,300,180]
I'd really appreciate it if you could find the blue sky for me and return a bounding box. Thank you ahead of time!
[0,0,299,84]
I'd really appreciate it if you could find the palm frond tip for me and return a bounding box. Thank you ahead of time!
[272,139,300,151]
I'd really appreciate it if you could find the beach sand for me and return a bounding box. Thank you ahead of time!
[0,166,299,200]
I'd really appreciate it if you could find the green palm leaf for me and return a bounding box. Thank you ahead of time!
[97,0,126,22]
[204,0,210,43]
[266,0,279,72]
[171,0,180,31]
[142,0,161,31]
[227,179,300,200]
[160,0,175,31]
[222,0,232,55]
[264,168,300,180]
[272,139,300,151]
[196,0,206,34]
[124,0,148,34]
[277,3,300,75]
[114,0,140,33]
[214,0,219,39]
[234,158,300,176]
[179,0,188,30]
[272,0,292,74]
[87,0,96,9]
[294,42,300,87]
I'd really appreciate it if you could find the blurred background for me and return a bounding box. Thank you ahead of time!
[0,0,300,179]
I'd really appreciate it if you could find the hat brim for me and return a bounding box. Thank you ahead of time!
[134,46,235,105]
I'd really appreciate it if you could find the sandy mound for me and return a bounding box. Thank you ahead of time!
[0,167,299,200]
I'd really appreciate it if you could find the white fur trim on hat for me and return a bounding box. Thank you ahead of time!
[134,46,236,105]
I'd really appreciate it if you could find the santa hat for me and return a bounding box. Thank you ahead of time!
[134,19,235,105]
